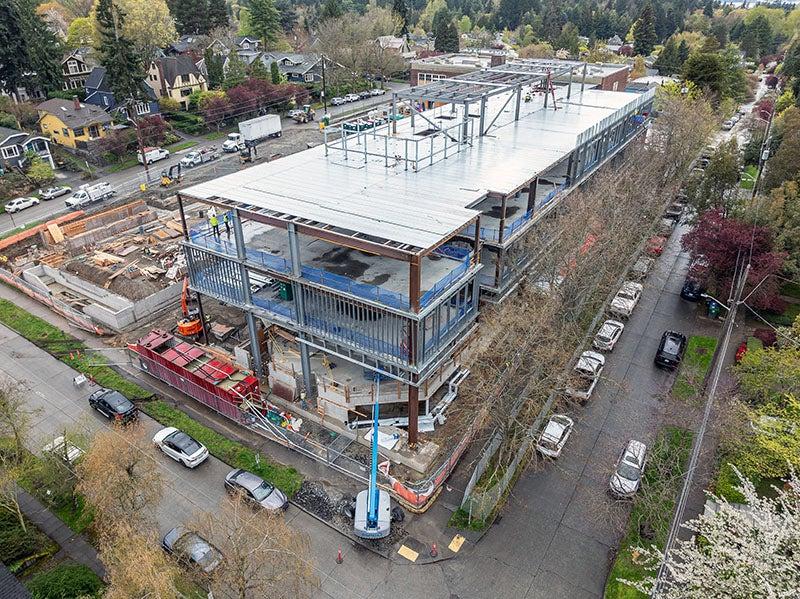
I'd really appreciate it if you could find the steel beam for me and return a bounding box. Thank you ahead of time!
[287,223,314,400]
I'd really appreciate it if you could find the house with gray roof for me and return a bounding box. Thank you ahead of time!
[36,97,113,149]
[84,67,160,117]
[0,125,54,171]
[147,56,207,109]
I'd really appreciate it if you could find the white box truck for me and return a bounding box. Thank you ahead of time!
[238,114,282,144]
[65,182,115,209]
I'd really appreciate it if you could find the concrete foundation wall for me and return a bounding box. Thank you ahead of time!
[23,264,181,332]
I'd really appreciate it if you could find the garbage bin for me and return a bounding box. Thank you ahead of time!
[322,113,330,126]
[707,299,720,319]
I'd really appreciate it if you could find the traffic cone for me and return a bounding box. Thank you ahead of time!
[336,547,343,564]
[430,543,438,558]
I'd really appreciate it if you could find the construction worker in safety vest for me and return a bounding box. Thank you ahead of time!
[209,213,220,239]
[223,211,231,235]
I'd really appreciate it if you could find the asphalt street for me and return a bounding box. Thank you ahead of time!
[0,82,409,235]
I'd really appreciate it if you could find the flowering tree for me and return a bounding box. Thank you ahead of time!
[682,210,786,310]
[622,468,800,598]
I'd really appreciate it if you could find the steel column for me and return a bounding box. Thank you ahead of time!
[246,311,263,375]
[410,256,421,313]
[287,223,314,400]
[567,67,574,99]
[232,210,262,375]
[462,102,470,143]
[527,179,537,213]
[478,95,487,136]
[514,85,522,121]
[581,63,587,93]
[391,94,397,134]
[407,383,419,447]
[177,193,189,241]
[497,196,508,244]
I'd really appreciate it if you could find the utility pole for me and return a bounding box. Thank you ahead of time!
[750,103,774,201]
[127,100,150,182]
[321,54,328,115]
[652,254,750,596]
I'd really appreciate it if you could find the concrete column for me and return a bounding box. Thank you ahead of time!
[287,223,314,401]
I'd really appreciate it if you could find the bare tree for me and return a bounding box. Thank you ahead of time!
[99,520,181,599]
[76,424,163,529]
[193,494,317,599]
[0,380,36,461]
[0,452,27,532]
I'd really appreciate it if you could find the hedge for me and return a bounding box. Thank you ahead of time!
[26,563,103,599]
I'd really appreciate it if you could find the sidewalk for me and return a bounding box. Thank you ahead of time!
[17,489,105,579]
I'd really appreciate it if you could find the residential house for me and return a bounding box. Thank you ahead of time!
[61,47,95,92]
[167,35,203,56]
[258,53,325,84]
[0,126,54,171]
[36,97,112,149]
[146,56,208,109]
[84,67,160,117]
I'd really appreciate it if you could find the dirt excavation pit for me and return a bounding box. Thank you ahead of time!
[64,259,164,301]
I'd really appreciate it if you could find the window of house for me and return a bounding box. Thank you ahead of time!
[62,81,68,91]
[69,79,78,90]
[304,73,314,82]
[67,60,79,74]
[73,127,85,137]
[61,128,69,136]
[88,125,99,138]
[1,146,20,159]
[417,72,444,84]
[181,74,191,84]
[612,81,619,91]
[180,88,191,97]
[135,102,149,116]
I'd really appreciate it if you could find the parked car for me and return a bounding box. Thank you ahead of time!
[680,277,704,301]
[224,468,289,511]
[610,281,643,318]
[43,435,84,464]
[5,196,40,213]
[162,527,222,573]
[358,90,371,99]
[152,427,209,468]
[646,235,667,257]
[39,186,71,200]
[610,440,647,498]
[344,93,361,103]
[654,330,687,369]
[535,415,574,458]
[330,97,347,106]
[630,256,655,280]
[137,147,170,165]
[664,202,684,221]
[565,350,605,402]
[658,217,676,236]
[88,388,138,423]
[370,88,387,96]
[593,319,625,351]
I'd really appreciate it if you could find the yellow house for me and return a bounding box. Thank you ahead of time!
[147,56,208,109]
[37,98,112,149]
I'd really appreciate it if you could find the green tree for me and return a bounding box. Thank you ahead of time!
[555,22,580,56]
[249,57,270,80]
[224,51,247,89]
[632,1,657,56]
[65,16,94,48]
[208,0,229,30]
[655,37,680,75]
[174,0,208,34]
[736,346,800,406]
[249,0,281,47]
[320,0,344,21]
[204,48,225,89]
[0,1,28,100]
[689,139,740,215]
[751,181,800,278]
[677,39,689,64]
[270,61,282,84]
[764,107,800,191]
[26,156,54,185]
[703,0,714,18]
[95,0,147,104]
[433,8,459,53]
[393,0,410,36]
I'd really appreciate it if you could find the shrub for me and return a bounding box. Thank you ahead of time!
[0,111,17,129]
[26,563,103,599]
[26,156,55,186]
[158,97,180,112]
[0,511,40,565]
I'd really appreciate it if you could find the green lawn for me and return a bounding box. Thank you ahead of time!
[0,220,45,241]
[672,335,718,401]
[740,164,758,190]
[203,131,226,140]
[141,400,303,497]
[166,140,198,152]
[605,427,694,599]
[0,300,151,400]
[104,156,139,173]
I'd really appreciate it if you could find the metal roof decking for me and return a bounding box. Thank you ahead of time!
[182,83,652,254]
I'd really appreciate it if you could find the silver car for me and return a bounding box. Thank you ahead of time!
[224,468,288,511]
[593,319,625,351]
[39,186,72,200]
[610,440,647,498]
[162,527,222,573]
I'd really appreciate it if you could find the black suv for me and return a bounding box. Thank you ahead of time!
[88,388,138,423]
[654,331,687,369]
[680,277,704,302]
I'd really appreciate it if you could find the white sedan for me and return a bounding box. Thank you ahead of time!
[535,414,574,458]
[593,319,625,351]
[5,196,40,213]
[152,427,209,468]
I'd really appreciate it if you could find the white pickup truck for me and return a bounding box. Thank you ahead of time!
[566,350,605,402]
[180,147,219,167]
[65,182,115,209]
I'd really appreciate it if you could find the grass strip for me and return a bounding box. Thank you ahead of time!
[166,140,198,152]
[141,400,303,497]
[672,335,717,401]
[0,299,151,400]
[604,426,694,599]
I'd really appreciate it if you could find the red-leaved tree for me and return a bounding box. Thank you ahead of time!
[682,210,786,310]
[138,115,168,147]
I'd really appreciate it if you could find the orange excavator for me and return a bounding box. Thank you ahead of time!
[177,278,204,338]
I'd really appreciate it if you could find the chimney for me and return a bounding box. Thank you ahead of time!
[72,95,81,110]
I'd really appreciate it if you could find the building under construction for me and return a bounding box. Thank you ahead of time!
[177,58,655,456]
